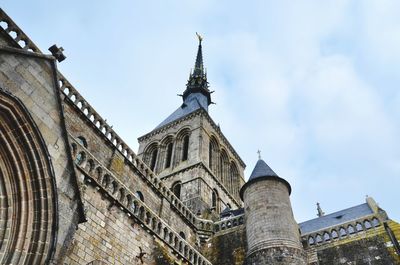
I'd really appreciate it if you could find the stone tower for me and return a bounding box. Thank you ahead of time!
[240,159,306,264]
[137,36,245,218]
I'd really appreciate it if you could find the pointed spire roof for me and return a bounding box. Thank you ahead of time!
[193,32,204,75]
[240,158,292,200]
[153,33,212,130]
[248,158,279,181]
[182,33,212,106]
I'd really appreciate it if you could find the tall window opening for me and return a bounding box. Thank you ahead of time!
[219,155,223,180]
[209,142,213,169]
[212,189,219,212]
[209,137,219,175]
[172,181,182,199]
[230,162,239,196]
[165,142,173,168]
[220,150,229,186]
[150,148,158,171]
[182,135,189,161]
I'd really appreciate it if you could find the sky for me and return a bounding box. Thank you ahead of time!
[2,1,399,223]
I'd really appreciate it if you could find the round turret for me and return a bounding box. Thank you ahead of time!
[240,159,306,264]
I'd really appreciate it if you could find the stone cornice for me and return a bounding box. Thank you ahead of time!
[138,109,204,142]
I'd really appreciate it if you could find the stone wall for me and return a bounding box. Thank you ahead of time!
[243,178,306,264]
[63,134,213,265]
[63,100,202,243]
[203,226,247,265]
[306,220,400,265]
[0,38,84,264]
[63,184,157,265]
[245,247,307,265]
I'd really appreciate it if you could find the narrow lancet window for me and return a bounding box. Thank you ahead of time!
[182,135,189,161]
[165,142,173,168]
[150,149,158,171]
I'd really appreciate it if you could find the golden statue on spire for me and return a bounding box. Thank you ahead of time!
[196,32,203,44]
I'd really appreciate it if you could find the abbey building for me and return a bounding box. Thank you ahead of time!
[0,8,399,265]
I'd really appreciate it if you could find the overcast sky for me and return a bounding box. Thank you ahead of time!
[2,1,399,222]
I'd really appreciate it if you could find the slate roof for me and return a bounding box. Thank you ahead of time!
[248,159,279,181]
[155,92,208,129]
[240,159,292,199]
[154,37,213,130]
[299,203,373,235]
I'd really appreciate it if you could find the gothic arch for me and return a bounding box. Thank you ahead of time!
[176,127,191,139]
[219,149,229,186]
[144,142,159,172]
[175,128,191,164]
[171,181,182,199]
[209,135,219,174]
[229,161,240,197]
[161,135,175,169]
[0,89,57,264]
[212,189,220,213]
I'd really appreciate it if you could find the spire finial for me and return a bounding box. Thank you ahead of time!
[182,33,212,107]
[257,150,262,160]
[196,32,203,44]
[193,33,204,76]
[316,202,325,217]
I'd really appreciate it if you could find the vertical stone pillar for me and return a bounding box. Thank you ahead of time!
[240,159,306,265]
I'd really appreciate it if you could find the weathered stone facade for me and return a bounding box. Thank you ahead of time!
[0,8,399,265]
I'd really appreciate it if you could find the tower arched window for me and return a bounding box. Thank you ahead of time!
[165,142,173,168]
[219,155,223,180]
[220,150,229,186]
[209,136,219,174]
[182,135,189,161]
[150,148,158,171]
[211,189,219,212]
[230,162,239,197]
[172,181,182,199]
[209,142,213,169]
[179,231,186,240]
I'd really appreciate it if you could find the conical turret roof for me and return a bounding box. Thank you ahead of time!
[240,158,292,200]
[248,159,279,181]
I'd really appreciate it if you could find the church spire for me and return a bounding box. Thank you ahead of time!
[182,33,212,106]
[193,32,204,76]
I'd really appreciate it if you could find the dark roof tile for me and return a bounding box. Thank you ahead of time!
[299,203,373,235]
